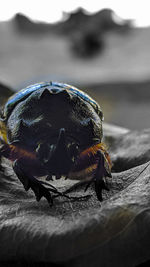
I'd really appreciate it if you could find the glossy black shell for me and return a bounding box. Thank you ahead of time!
[3,81,103,151]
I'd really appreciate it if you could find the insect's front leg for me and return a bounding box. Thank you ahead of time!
[13,158,53,205]
[65,145,112,201]
[93,150,111,201]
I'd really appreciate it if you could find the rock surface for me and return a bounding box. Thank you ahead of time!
[0,122,150,266]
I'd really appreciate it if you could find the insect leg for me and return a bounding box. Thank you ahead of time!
[94,150,110,201]
[0,137,11,171]
[64,152,110,201]
[13,159,53,205]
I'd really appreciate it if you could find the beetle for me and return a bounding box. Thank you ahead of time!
[0,81,112,205]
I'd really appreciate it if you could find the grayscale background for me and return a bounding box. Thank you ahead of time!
[0,4,150,130]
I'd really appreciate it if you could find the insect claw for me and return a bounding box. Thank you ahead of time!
[98,194,103,202]
[35,194,41,202]
[107,173,112,178]
[102,181,109,191]
[56,175,61,179]
[46,175,53,181]
[32,181,53,204]
[84,180,93,192]
[23,181,30,191]
[31,183,41,201]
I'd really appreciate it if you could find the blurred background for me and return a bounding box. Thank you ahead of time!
[1,0,150,130]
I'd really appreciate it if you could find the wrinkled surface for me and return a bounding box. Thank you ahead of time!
[0,123,150,267]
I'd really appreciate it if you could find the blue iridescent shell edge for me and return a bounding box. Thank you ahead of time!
[4,81,102,119]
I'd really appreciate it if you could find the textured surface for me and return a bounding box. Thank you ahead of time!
[0,123,150,266]
[1,15,150,267]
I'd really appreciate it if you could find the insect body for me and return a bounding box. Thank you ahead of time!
[0,81,112,205]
